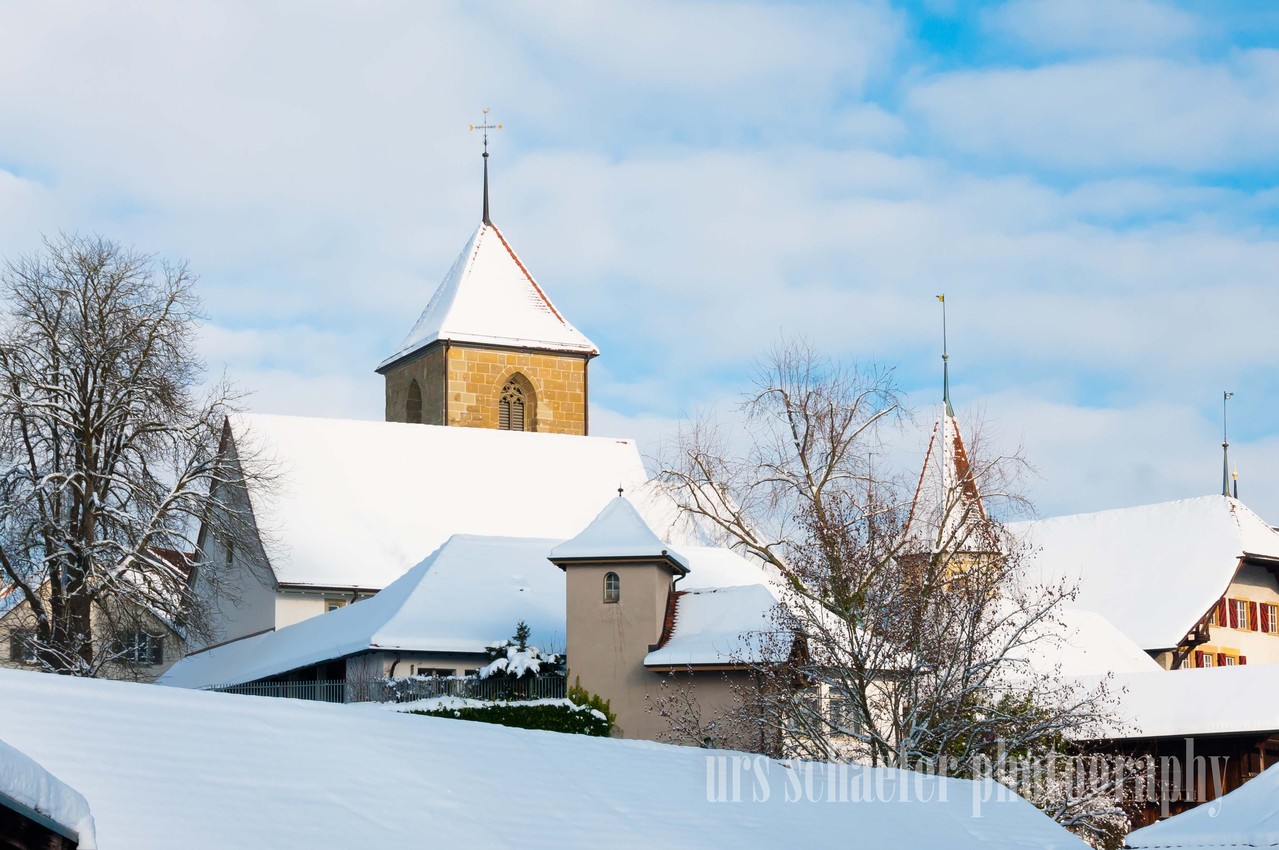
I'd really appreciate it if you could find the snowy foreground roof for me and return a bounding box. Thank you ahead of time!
[162,535,778,689]
[232,413,683,589]
[378,221,596,370]
[1014,495,1279,650]
[0,669,1089,850]
[1126,761,1279,849]
[0,738,96,849]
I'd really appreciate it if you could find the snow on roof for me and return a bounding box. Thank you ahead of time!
[0,738,96,849]
[161,535,565,688]
[1012,495,1279,651]
[1079,664,1279,740]
[232,412,667,588]
[1009,607,1163,678]
[0,668,1089,849]
[1126,761,1279,848]
[378,221,596,370]
[163,536,779,690]
[550,496,688,569]
[645,584,782,668]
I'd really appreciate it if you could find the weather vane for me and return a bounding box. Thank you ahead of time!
[469,107,503,158]
[470,108,503,225]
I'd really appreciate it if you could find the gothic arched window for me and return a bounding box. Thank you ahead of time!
[406,379,423,424]
[498,379,527,431]
[603,571,620,603]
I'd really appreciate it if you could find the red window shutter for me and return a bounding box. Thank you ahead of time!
[1241,655,1248,665]
[1262,604,1271,634]
[1229,600,1239,629]
[1250,601,1260,631]
[1194,650,1205,667]
[1217,652,1228,666]
[1218,599,1228,626]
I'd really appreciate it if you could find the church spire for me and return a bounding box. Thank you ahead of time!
[938,294,953,416]
[469,108,502,225]
[1222,391,1234,497]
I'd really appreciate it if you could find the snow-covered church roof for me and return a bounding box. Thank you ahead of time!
[1013,495,1279,651]
[231,412,680,589]
[377,221,597,371]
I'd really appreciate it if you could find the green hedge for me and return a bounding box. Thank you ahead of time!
[411,702,612,737]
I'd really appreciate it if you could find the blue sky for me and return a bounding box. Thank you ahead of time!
[0,0,1277,520]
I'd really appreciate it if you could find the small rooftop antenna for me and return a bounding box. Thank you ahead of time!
[1222,391,1234,498]
[937,294,952,417]
[618,485,624,498]
[469,108,502,225]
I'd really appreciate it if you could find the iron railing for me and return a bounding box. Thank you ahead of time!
[204,674,566,705]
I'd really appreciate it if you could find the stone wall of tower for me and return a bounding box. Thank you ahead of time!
[383,342,589,435]
[383,346,446,425]
[445,345,588,435]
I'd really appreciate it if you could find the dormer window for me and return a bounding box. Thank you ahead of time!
[603,571,620,603]
[499,379,527,431]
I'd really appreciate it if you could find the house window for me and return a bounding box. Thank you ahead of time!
[115,631,163,666]
[498,379,527,431]
[415,667,454,678]
[406,379,423,424]
[1197,651,1214,668]
[325,599,346,613]
[1220,653,1238,666]
[8,630,36,665]
[1233,599,1250,630]
[603,571,620,603]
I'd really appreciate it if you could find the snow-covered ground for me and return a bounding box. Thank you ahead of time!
[0,668,1088,849]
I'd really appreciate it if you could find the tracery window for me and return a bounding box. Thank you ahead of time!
[498,380,526,431]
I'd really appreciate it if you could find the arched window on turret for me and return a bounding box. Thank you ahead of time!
[406,379,423,424]
[498,377,530,431]
[603,571,620,603]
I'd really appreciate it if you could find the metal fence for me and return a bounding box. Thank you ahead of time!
[207,679,352,703]
[205,674,566,705]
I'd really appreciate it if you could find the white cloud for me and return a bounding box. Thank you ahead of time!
[983,0,1201,55]
[905,52,1279,171]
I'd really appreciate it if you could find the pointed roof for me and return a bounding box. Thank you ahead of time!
[377,221,597,371]
[550,496,689,571]
[905,403,991,554]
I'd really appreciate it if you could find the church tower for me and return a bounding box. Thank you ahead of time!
[376,115,598,435]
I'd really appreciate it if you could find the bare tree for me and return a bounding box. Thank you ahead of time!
[0,234,266,676]
[659,340,1126,845]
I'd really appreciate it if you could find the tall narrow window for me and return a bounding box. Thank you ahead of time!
[603,571,620,603]
[499,380,526,431]
[406,379,423,424]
